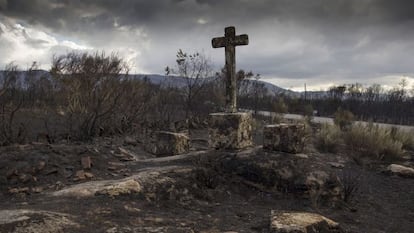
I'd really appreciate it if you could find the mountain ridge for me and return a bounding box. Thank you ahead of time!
[0,70,298,97]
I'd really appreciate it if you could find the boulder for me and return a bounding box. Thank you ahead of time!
[263,124,306,153]
[208,112,253,150]
[270,211,341,233]
[144,131,190,156]
[387,164,414,178]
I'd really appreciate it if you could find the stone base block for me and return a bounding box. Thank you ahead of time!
[208,112,253,150]
[144,131,189,156]
[263,123,305,153]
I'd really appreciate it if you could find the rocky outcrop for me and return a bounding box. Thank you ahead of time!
[270,211,341,233]
[144,131,190,156]
[208,112,253,150]
[51,167,193,200]
[51,177,142,198]
[387,164,414,178]
[0,209,78,233]
[263,124,306,153]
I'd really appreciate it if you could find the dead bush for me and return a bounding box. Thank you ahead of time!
[339,168,361,204]
[50,52,129,140]
[0,63,26,145]
[314,123,342,153]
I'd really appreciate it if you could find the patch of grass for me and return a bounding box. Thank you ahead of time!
[343,123,405,160]
[314,123,342,153]
[391,128,414,151]
[339,169,361,204]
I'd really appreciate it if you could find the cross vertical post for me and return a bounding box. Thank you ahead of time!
[212,26,249,113]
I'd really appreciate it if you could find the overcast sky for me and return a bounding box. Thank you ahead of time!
[1,0,414,90]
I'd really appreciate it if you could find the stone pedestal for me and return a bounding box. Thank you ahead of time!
[208,112,253,150]
[263,123,305,153]
[144,131,189,156]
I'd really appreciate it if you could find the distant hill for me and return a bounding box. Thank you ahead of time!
[0,70,298,97]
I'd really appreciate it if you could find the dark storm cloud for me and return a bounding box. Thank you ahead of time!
[3,0,413,30]
[1,0,414,89]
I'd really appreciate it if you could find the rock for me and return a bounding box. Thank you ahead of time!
[81,156,92,169]
[270,211,341,233]
[52,178,141,198]
[208,112,253,150]
[119,147,138,161]
[37,161,46,171]
[263,123,306,154]
[328,162,345,169]
[0,209,78,233]
[84,172,94,179]
[387,164,414,178]
[74,170,86,180]
[144,131,190,156]
[31,186,43,193]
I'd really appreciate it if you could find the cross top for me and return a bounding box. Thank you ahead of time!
[212,26,249,113]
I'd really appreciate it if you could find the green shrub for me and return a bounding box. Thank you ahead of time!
[343,123,405,160]
[314,124,342,153]
[334,108,354,130]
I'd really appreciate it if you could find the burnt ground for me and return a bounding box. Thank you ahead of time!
[0,129,413,233]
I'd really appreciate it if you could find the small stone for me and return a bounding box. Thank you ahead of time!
[81,156,92,170]
[294,153,309,159]
[387,164,414,178]
[84,172,94,179]
[37,161,46,171]
[31,186,43,193]
[108,162,126,167]
[74,170,86,180]
[328,162,345,169]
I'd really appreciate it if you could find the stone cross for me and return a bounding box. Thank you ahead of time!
[212,26,249,113]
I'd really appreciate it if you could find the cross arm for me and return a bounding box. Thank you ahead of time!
[234,34,248,46]
[212,34,249,48]
[212,37,226,48]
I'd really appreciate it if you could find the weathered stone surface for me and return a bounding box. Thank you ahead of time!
[144,131,190,156]
[387,164,414,178]
[263,123,305,153]
[208,112,253,150]
[81,156,92,169]
[52,178,141,197]
[0,209,78,233]
[270,211,341,233]
[212,26,249,113]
